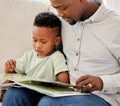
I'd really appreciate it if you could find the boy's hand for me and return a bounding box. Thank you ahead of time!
[4,59,16,73]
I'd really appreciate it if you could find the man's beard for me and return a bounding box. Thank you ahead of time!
[70,20,77,25]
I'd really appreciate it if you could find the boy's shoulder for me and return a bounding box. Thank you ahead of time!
[50,50,65,60]
[51,50,63,56]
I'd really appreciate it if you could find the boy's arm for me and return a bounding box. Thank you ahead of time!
[52,51,70,84]
[57,71,70,84]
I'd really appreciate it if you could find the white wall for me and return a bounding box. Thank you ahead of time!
[105,0,120,12]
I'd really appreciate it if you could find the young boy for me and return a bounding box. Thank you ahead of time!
[4,12,69,83]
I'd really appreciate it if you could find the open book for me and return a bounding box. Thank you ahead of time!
[0,73,88,97]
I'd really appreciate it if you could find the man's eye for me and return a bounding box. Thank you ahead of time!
[59,7,66,11]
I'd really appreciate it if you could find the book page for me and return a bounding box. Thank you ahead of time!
[0,73,30,89]
[17,80,88,97]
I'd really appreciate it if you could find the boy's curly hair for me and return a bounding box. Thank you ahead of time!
[33,12,61,35]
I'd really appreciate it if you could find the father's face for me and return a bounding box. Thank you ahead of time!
[50,0,83,25]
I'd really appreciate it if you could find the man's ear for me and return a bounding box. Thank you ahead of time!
[55,36,61,46]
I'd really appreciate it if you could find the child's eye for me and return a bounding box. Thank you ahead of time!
[33,39,37,42]
[41,40,47,44]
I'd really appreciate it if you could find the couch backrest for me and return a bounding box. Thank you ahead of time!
[0,0,53,71]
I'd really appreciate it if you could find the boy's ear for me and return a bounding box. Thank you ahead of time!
[55,36,61,45]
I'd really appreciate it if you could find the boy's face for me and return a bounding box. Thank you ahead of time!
[32,26,60,58]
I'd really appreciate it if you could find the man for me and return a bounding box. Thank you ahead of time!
[37,0,120,106]
[2,0,120,106]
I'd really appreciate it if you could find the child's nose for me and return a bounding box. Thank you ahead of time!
[36,42,42,48]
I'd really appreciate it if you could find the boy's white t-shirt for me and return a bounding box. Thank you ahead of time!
[15,50,68,81]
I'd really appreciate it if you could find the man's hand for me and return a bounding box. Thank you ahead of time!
[75,75,103,93]
[4,59,16,73]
